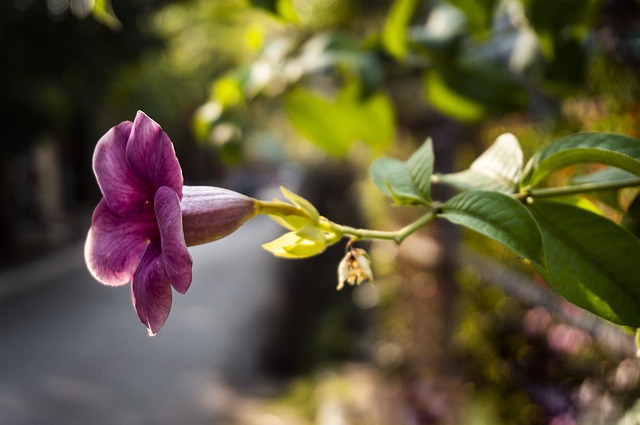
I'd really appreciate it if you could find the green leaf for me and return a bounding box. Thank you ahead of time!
[440,191,545,268]
[424,59,528,122]
[285,88,347,156]
[571,167,638,212]
[284,86,395,156]
[544,195,604,216]
[529,200,640,326]
[269,213,314,232]
[443,0,499,39]
[436,133,523,192]
[622,194,640,238]
[282,239,326,258]
[92,0,122,30]
[520,133,640,189]
[262,232,326,258]
[276,0,300,22]
[370,158,428,206]
[382,0,418,59]
[370,138,434,206]
[249,0,278,12]
[424,69,485,122]
[294,224,326,244]
[407,138,435,201]
[249,0,299,22]
[572,166,639,185]
[339,83,396,150]
[280,187,320,222]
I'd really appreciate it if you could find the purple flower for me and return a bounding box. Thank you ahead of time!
[85,111,256,335]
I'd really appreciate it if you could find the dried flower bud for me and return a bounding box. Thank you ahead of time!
[337,247,374,290]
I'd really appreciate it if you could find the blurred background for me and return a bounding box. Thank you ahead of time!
[2,0,640,423]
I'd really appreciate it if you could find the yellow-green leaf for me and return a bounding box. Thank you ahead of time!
[382,0,418,59]
[284,86,394,156]
[280,187,319,221]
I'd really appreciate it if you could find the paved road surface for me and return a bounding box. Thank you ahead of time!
[0,216,282,425]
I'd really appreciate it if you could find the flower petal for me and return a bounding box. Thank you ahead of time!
[126,111,183,199]
[93,120,151,216]
[84,199,157,286]
[131,244,173,336]
[155,186,192,294]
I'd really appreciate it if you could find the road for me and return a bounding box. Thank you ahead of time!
[0,216,283,425]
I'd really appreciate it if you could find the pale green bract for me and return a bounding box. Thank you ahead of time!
[435,133,523,193]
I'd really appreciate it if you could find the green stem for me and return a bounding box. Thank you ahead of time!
[331,209,438,244]
[517,177,640,200]
[256,198,439,245]
[257,177,640,248]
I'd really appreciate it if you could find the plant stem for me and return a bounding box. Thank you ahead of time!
[327,177,640,243]
[257,197,440,245]
[331,209,438,244]
[516,177,640,200]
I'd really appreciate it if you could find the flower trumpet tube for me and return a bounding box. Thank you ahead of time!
[181,186,256,247]
[84,111,257,335]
